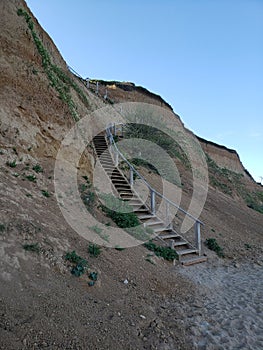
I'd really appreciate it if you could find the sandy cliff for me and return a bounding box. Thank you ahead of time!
[0,1,262,349]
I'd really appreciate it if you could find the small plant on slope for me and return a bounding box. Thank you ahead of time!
[205,238,224,257]
[88,244,101,257]
[144,241,178,261]
[64,250,88,277]
[23,243,40,253]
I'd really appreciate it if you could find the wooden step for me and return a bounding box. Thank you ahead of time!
[112,181,130,186]
[113,183,130,187]
[152,226,171,233]
[177,249,198,256]
[159,233,179,239]
[116,188,132,192]
[103,164,115,168]
[99,155,111,158]
[129,202,143,208]
[134,208,151,212]
[121,196,140,201]
[119,191,133,196]
[99,155,111,159]
[111,176,127,181]
[173,240,188,247]
[181,256,208,266]
[137,214,155,220]
[144,220,163,226]
[127,198,143,204]
[100,158,112,162]
[100,160,114,164]
[130,203,144,209]
[104,168,116,172]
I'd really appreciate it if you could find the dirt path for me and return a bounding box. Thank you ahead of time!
[177,262,263,350]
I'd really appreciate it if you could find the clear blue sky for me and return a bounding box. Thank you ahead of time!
[26,0,263,182]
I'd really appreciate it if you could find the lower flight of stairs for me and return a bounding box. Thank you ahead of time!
[93,134,207,266]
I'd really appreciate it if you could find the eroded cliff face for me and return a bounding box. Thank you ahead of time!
[96,79,254,180]
[0,0,253,183]
[0,0,104,177]
[197,137,253,179]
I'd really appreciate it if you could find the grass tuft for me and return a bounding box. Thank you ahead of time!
[23,243,40,253]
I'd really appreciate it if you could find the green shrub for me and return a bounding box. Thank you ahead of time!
[89,272,98,281]
[71,264,86,277]
[6,160,17,168]
[115,246,125,251]
[83,190,95,209]
[245,192,263,214]
[90,225,103,234]
[100,194,152,241]
[80,183,88,192]
[205,238,224,257]
[0,224,5,232]
[88,244,101,257]
[23,243,40,253]
[64,250,85,264]
[41,190,50,198]
[26,174,37,182]
[17,8,91,121]
[244,243,252,250]
[64,250,88,277]
[100,194,140,228]
[144,241,178,261]
[82,175,92,187]
[33,164,43,173]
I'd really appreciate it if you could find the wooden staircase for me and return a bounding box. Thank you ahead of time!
[93,134,207,266]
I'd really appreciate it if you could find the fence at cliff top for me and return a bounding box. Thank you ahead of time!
[106,123,204,255]
[67,65,107,97]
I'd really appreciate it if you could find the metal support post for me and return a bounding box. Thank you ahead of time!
[150,190,155,215]
[166,201,170,227]
[195,221,201,255]
[129,167,134,187]
[115,151,119,167]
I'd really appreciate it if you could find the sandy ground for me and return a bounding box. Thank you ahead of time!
[177,261,263,350]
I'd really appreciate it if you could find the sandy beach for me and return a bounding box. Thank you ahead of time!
[177,261,263,350]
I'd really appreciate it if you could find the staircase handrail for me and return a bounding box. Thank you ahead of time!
[106,125,203,226]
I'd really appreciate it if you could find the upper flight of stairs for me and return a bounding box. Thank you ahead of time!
[93,134,207,266]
